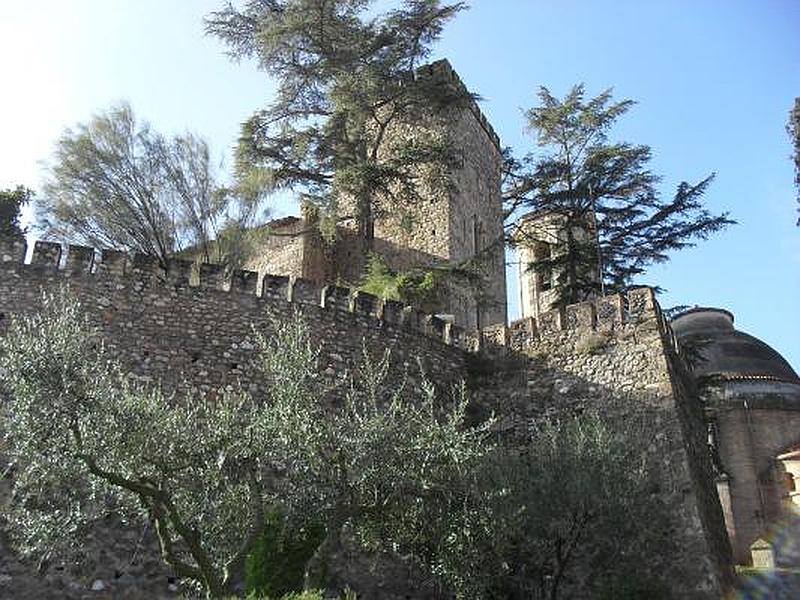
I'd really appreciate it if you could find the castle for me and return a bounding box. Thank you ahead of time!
[1,61,799,598]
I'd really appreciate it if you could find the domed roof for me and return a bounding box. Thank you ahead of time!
[671,308,800,384]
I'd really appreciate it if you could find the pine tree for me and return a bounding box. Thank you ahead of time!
[506,85,734,306]
[206,0,472,249]
[787,97,800,226]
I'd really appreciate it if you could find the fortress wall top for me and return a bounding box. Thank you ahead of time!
[476,287,659,351]
[0,237,734,596]
[0,239,467,396]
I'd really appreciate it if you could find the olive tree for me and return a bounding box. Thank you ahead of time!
[0,290,274,596]
[253,325,493,590]
[440,414,670,600]
[0,290,491,597]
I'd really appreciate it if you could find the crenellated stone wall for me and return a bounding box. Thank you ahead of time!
[472,288,735,598]
[0,237,469,599]
[0,237,734,598]
[0,239,467,399]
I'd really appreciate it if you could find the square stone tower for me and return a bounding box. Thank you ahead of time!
[356,60,508,329]
[245,60,508,330]
[515,209,600,320]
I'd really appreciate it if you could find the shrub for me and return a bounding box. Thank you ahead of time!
[575,331,611,355]
[245,510,325,598]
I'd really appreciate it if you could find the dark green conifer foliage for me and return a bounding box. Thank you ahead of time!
[0,185,32,239]
[788,97,800,225]
[206,0,472,248]
[506,85,734,307]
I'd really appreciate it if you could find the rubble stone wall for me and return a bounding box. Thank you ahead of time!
[474,288,735,598]
[0,237,734,598]
[0,239,467,599]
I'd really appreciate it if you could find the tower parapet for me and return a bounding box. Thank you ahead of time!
[514,209,601,321]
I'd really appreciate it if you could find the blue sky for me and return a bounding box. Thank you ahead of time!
[1,1,798,368]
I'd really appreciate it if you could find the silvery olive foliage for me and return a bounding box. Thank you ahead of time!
[444,413,669,600]
[0,290,274,597]
[0,290,494,597]
[253,321,495,589]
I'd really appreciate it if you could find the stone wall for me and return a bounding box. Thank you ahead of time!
[0,240,466,398]
[0,238,735,598]
[442,73,506,330]
[0,238,467,598]
[474,288,735,597]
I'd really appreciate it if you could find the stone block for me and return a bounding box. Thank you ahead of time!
[131,253,160,277]
[426,315,447,342]
[231,269,258,294]
[538,308,563,334]
[32,241,62,268]
[382,299,405,325]
[628,287,656,321]
[261,274,290,302]
[322,285,351,312]
[482,324,510,348]
[66,245,95,275]
[98,249,128,276]
[596,294,624,330]
[165,258,193,286]
[199,263,227,290]
[402,306,425,331]
[291,278,322,306]
[565,301,595,330]
[352,291,380,318]
[509,317,536,349]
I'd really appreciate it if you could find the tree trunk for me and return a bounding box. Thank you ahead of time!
[304,519,344,592]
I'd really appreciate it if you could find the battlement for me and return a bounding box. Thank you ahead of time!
[416,59,501,151]
[479,287,662,351]
[0,239,668,354]
[0,238,468,349]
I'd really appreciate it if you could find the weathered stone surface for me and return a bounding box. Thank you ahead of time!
[471,290,734,598]
[0,238,733,598]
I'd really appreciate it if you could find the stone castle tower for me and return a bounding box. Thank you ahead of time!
[515,209,601,320]
[244,60,507,330]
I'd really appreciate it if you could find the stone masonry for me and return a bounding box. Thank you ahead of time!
[0,237,735,598]
[474,288,735,597]
[241,60,508,331]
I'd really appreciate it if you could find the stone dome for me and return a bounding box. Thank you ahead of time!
[671,308,800,385]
